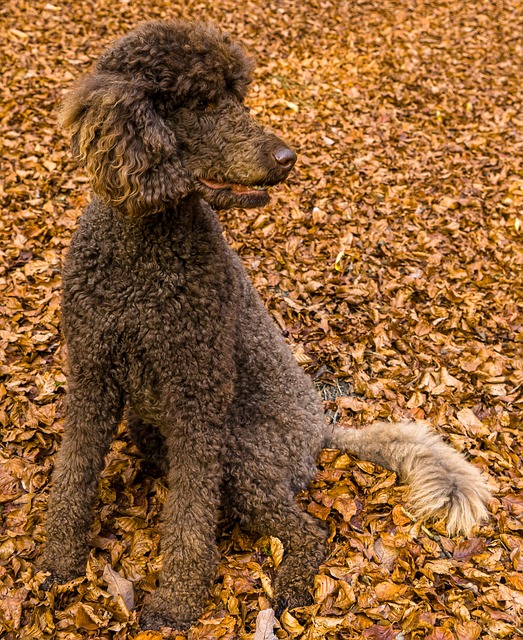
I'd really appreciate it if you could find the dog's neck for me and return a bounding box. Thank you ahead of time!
[86,194,225,263]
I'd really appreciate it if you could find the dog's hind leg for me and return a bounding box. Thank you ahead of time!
[223,425,328,614]
[226,464,328,612]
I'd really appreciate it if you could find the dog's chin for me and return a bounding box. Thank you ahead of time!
[195,180,271,210]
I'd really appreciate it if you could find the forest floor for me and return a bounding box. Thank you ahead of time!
[1,0,522,639]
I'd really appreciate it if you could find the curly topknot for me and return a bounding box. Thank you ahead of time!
[95,21,254,106]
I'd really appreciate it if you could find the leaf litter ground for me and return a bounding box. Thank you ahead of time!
[1,1,522,639]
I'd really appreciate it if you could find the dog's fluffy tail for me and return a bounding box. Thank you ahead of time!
[324,421,491,535]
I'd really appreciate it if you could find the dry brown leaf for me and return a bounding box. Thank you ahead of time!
[454,621,482,640]
[455,408,486,435]
[103,563,135,613]
[280,610,305,635]
[426,629,454,640]
[374,581,409,601]
[314,574,338,602]
[268,536,284,569]
[362,625,397,640]
[332,496,357,521]
[253,608,277,640]
[133,632,164,640]
[337,396,369,412]
[74,603,103,631]
[453,538,486,562]
[502,495,523,517]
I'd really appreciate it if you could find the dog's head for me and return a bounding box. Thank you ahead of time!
[61,21,296,217]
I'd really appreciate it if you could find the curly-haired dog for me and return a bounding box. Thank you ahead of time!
[42,21,491,631]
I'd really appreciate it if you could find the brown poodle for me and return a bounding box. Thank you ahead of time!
[41,20,491,631]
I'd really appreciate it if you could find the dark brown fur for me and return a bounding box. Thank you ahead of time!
[42,20,490,631]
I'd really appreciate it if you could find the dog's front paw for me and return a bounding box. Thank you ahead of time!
[38,567,85,591]
[39,540,88,586]
[274,561,315,613]
[273,542,327,614]
[274,591,314,617]
[274,572,314,616]
[38,556,85,591]
[40,573,57,592]
[139,608,193,632]
[140,590,201,632]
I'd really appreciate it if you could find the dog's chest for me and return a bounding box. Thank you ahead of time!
[115,252,237,415]
[63,205,239,406]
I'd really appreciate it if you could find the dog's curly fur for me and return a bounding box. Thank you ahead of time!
[42,20,491,631]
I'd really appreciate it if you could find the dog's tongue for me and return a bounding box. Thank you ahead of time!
[199,178,231,189]
[200,178,264,195]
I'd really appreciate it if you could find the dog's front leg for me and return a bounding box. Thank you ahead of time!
[41,368,123,585]
[140,425,223,631]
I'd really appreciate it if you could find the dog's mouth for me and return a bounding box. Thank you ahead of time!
[198,177,269,198]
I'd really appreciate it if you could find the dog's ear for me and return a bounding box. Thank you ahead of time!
[60,73,192,217]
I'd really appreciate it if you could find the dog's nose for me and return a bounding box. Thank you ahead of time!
[273,147,297,170]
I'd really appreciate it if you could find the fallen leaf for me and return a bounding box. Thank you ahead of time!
[103,563,135,613]
[453,538,486,561]
[253,608,277,640]
[280,610,305,635]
